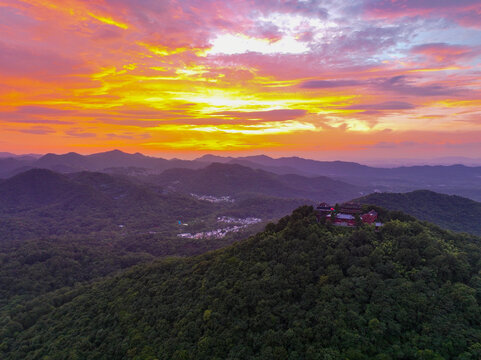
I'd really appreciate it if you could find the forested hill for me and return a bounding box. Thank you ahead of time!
[357,190,481,236]
[0,168,219,242]
[148,162,366,203]
[3,206,481,359]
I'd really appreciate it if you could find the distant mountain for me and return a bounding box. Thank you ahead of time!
[5,206,481,359]
[198,154,481,181]
[0,150,209,178]
[0,152,40,160]
[0,157,33,178]
[0,169,93,212]
[196,154,234,163]
[197,154,304,175]
[197,154,372,176]
[357,190,481,235]
[196,154,481,201]
[149,162,367,203]
[2,150,481,200]
[32,149,204,173]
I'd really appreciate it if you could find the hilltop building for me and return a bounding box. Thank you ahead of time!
[316,202,382,229]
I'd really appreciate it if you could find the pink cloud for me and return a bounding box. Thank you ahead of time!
[65,128,97,138]
[17,126,56,135]
[363,0,481,28]
[0,42,90,78]
[410,43,480,64]
[345,101,415,110]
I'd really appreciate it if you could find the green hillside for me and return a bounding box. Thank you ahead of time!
[0,169,221,242]
[357,190,481,235]
[0,169,311,243]
[3,206,481,359]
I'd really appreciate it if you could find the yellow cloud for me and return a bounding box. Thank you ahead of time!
[88,12,129,29]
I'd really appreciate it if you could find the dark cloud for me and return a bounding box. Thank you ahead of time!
[0,107,74,124]
[0,112,73,124]
[345,101,415,110]
[16,106,74,115]
[367,141,421,149]
[65,128,97,138]
[106,132,151,139]
[0,42,90,78]
[375,75,460,97]
[410,42,479,64]
[17,126,56,135]
[363,0,481,29]
[300,80,362,88]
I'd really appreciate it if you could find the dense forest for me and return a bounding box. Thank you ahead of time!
[2,206,481,359]
[0,169,305,310]
[0,168,307,244]
[357,190,481,236]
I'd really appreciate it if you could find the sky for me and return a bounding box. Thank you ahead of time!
[1,0,480,162]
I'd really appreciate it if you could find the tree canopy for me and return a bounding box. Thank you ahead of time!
[2,206,481,359]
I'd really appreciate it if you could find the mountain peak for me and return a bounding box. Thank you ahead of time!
[196,154,232,162]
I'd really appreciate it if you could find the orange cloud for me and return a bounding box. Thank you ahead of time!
[0,0,480,161]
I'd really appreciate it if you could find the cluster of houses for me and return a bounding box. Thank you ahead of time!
[316,202,382,229]
[178,216,262,239]
[177,226,243,239]
[217,216,262,225]
[190,193,235,203]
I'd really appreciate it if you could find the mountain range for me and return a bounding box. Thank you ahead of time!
[2,150,480,201]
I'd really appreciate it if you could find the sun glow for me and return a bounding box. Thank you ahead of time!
[208,34,309,55]
[1,0,480,156]
[88,12,129,29]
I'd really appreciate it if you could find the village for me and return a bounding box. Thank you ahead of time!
[177,216,262,239]
[316,202,383,229]
[190,193,235,203]
[176,201,383,240]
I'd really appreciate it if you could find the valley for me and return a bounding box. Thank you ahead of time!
[1,152,481,359]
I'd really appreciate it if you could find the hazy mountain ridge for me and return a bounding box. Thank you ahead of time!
[196,154,481,201]
[1,150,480,200]
[3,206,481,359]
[0,150,205,178]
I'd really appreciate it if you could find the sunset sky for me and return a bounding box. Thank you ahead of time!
[1,0,480,162]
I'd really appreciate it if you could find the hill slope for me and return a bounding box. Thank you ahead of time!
[0,168,219,242]
[3,206,481,359]
[149,162,366,203]
[357,190,481,235]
